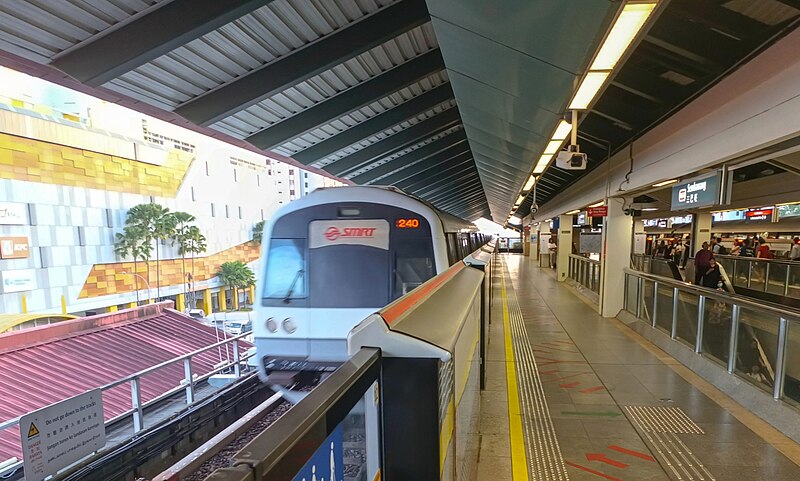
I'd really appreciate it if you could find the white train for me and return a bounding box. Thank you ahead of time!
[254,186,489,381]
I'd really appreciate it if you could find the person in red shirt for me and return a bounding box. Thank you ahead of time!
[694,241,713,285]
[756,237,773,259]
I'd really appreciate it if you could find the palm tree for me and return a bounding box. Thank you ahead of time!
[252,220,265,244]
[152,206,176,300]
[171,211,196,300]
[186,226,206,308]
[114,224,150,304]
[217,261,255,310]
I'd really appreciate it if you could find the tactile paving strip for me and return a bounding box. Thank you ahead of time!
[624,406,705,434]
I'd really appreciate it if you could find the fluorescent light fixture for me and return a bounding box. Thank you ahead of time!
[565,210,581,215]
[543,139,564,155]
[509,216,522,224]
[523,175,536,191]
[652,179,678,187]
[641,207,658,211]
[587,201,604,208]
[569,71,609,110]
[533,154,552,174]
[516,194,526,204]
[590,3,657,71]
[552,120,572,141]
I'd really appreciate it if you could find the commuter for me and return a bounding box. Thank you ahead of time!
[756,237,773,259]
[699,257,723,289]
[739,238,755,257]
[716,238,729,255]
[654,240,666,258]
[710,237,719,255]
[672,241,684,264]
[712,237,723,255]
[694,241,712,285]
[790,237,800,261]
[681,235,691,268]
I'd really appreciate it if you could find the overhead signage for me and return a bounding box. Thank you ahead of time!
[712,209,745,222]
[0,236,30,259]
[745,207,773,222]
[643,218,661,228]
[576,213,586,225]
[671,172,721,210]
[777,203,800,219]
[587,206,608,217]
[1,268,36,293]
[669,215,693,225]
[20,390,106,481]
[0,201,27,225]
[309,220,389,250]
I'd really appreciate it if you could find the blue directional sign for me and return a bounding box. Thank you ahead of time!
[292,426,344,481]
[670,172,721,210]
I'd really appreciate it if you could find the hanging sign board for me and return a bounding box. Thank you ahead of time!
[670,172,722,210]
[587,206,608,217]
[20,390,105,481]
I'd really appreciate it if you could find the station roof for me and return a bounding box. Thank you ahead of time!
[0,309,249,461]
[0,1,796,221]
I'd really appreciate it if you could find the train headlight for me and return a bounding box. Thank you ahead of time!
[266,317,278,333]
[282,317,297,334]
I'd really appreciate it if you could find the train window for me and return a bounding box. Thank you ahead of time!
[445,233,459,265]
[263,239,306,300]
[393,240,435,300]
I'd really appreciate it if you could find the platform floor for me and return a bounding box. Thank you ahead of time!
[478,254,800,481]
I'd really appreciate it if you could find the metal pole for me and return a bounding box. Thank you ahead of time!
[764,263,771,292]
[728,304,740,374]
[636,277,643,319]
[652,281,659,328]
[233,341,241,377]
[695,295,706,353]
[671,287,679,339]
[624,274,629,311]
[131,378,144,433]
[773,318,789,400]
[784,265,791,297]
[747,261,752,288]
[184,358,195,405]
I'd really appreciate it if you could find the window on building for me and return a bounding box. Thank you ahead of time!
[191,186,195,201]
[290,190,295,196]
[205,161,209,176]
[305,182,309,188]
[211,203,216,217]
[225,205,230,218]
[233,168,238,182]
[238,206,242,219]
[304,172,308,178]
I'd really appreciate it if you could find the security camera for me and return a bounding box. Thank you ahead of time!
[530,203,539,214]
[555,145,587,170]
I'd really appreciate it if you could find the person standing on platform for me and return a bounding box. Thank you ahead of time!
[756,237,773,259]
[694,241,712,285]
[699,257,724,289]
[790,237,800,261]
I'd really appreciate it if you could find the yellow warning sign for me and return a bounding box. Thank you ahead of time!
[28,423,39,438]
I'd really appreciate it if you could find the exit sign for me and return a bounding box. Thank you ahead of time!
[587,206,608,217]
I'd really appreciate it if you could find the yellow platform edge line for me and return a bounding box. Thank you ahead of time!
[501,263,530,481]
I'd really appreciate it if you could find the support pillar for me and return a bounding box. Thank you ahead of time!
[203,289,213,315]
[218,289,227,312]
[530,228,540,259]
[557,214,573,282]
[108,305,118,312]
[176,293,185,312]
[600,197,633,318]
[691,212,713,252]
[61,295,68,314]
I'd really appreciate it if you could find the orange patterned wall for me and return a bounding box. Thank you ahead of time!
[0,132,193,197]
[79,241,261,298]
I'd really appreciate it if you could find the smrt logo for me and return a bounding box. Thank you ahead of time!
[678,188,687,202]
[324,226,377,241]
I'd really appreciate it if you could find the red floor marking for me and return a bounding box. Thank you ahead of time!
[586,453,629,469]
[560,381,581,388]
[539,369,559,375]
[543,372,592,383]
[579,386,606,393]
[608,445,656,462]
[565,461,624,481]
[532,349,553,354]
[536,345,578,353]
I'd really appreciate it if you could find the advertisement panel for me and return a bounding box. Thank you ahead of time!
[1,269,36,293]
[0,236,30,259]
[671,172,721,210]
[0,201,27,225]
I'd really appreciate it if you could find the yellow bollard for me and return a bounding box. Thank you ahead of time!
[61,295,67,314]
[203,289,212,315]
[20,294,27,314]
[108,305,118,312]
[177,293,185,312]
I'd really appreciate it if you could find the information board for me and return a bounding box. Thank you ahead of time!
[579,233,603,254]
[20,390,105,481]
[671,172,721,210]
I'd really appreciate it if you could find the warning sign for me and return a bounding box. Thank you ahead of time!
[20,390,105,481]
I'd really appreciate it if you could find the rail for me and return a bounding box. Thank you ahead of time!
[623,268,800,405]
[568,254,601,293]
[715,255,800,299]
[0,330,254,472]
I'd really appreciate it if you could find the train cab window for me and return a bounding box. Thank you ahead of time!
[263,239,306,300]
[393,240,435,300]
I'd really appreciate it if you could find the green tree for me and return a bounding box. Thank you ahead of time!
[123,203,175,300]
[171,211,197,300]
[252,220,265,245]
[114,224,150,305]
[217,261,255,310]
[185,226,207,307]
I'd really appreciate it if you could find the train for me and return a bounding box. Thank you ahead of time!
[253,185,490,382]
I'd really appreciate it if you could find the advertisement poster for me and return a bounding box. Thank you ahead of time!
[292,426,344,481]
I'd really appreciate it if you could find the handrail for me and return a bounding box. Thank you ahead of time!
[623,268,800,321]
[716,254,800,266]
[569,253,600,264]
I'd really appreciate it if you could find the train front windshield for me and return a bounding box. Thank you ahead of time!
[262,204,436,308]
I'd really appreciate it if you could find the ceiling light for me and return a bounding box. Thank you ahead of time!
[641,207,659,211]
[587,201,604,208]
[590,3,657,71]
[533,154,552,174]
[523,175,536,191]
[516,194,525,204]
[544,139,564,155]
[569,71,609,110]
[552,120,572,141]
[652,179,678,187]
[565,210,581,215]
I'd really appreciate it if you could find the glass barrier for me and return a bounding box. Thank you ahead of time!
[623,268,800,406]
[568,254,601,294]
[716,256,800,300]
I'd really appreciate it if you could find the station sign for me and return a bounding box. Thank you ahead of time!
[670,172,722,210]
[20,390,105,481]
[0,201,27,225]
[587,206,608,217]
[0,236,30,259]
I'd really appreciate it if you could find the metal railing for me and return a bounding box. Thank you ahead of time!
[568,254,601,293]
[0,332,254,459]
[715,255,800,299]
[623,268,800,405]
[539,251,555,268]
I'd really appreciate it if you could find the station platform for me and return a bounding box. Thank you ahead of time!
[479,254,800,481]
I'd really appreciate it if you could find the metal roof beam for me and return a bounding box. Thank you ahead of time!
[439,197,487,213]
[327,109,461,176]
[245,48,445,149]
[399,157,475,191]
[360,143,470,186]
[387,151,473,187]
[352,132,469,184]
[408,168,479,196]
[414,173,481,199]
[174,0,431,126]
[50,0,275,86]
[292,83,454,165]
[433,190,485,209]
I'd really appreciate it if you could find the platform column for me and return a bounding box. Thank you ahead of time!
[557,214,573,282]
[176,293,185,312]
[530,227,539,259]
[218,289,227,312]
[600,197,633,318]
[691,212,713,251]
[203,289,213,315]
